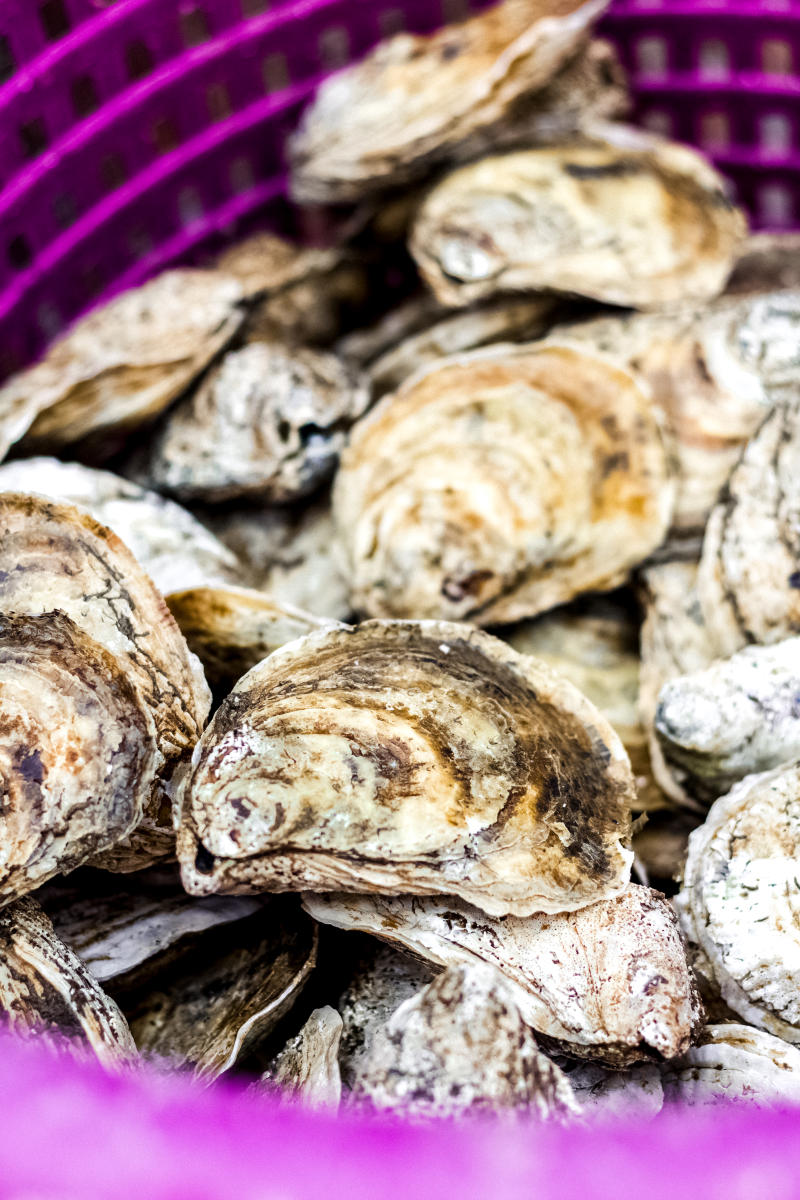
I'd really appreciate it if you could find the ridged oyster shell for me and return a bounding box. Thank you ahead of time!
[662,1024,800,1108]
[262,1006,343,1111]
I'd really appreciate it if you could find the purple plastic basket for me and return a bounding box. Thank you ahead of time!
[1,0,799,379]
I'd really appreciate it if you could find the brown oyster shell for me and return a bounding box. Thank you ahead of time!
[0,897,137,1069]
[130,341,369,505]
[305,884,703,1067]
[289,0,611,204]
[262,1006,343,1111]
[727,232,800,295]
[0,612,160,905]
[177,620,634,918]
[0,270,244,462]
[411,125,745,311]
[334,344,671,624]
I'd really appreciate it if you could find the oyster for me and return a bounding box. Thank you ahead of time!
[0,270,244,462]
[558,1060,663,1122]
[165,585,337,692]
[676,762,800,1042]
[130,342,369,505]
[304,884,703,1067]
[178,620,634,918]
[662,1024,800,1108]
[411,126,745,310]
[0,612,160,904]
[697,399,800,658]
[0,898,137,1069]
[334,344,670,624]
[0,493,211,867]
[289,0,611,204]
[656,637,800,804]
[0,457,241,596]
[121,899,317,1080]
[727,232,800,295]
[262,1007,343,1111]
[350,963,579,1122]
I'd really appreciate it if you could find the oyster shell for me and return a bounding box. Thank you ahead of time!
[0,493,211,868]
[0,457,241,596]
[0,897,137,1069]
[697,398,800,658]
[0,270,244,462]
[727,232,800,295]
[304,884,703,1067]
[676,762,800,1042]
[130,341,369,505]
[262,1006,343,1111]
[178,620,634,918]
[350,963,579,1122]
[411,126,745,310]
[656,637,800,804]
[558,1060,663,1122]
[289,0,611,204]
[0,612,160,905]
[165,585,337,692]
[121,899,317,1080]
[661,1024,800,1108]
[334,344,670,624]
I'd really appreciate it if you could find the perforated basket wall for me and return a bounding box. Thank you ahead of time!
[1,0,799,377]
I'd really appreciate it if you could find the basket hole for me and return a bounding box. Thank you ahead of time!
[81,263,105,301]
[7,235,32,272]
[0,348,22,379]
[207,82,232,122]
[378,8,405,36]
[19,117,48,160]
[152,116,180,154]
[53,192,78,229]
[39,0,70,42]
[180,6,210,48]
[635,35,668,79]
[241,0,270,14]
[698,39,730,81]
[760,113,792,156]
[229,156,255,193]
[262,52,289,92]
[319,26,350,70]
[759,182,793,228]
[641,109,673,138]
[37,302,62,340]
[700,111,730,151]
[71,74,100,117]
[179,186,204,227]
[762,38,793,75]
[0,35,15,83]
[100,152,128,192]
[441,0,469,20]
[125,40,153,81]
[128,227,154,260]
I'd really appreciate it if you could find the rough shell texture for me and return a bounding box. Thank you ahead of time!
[727,233,800,295]
[131,342,369,504]
[216,233,343,302]
[350,963,579,1122]
[304,884,703,1067]
[411,126,745,311]
[0,494,211,869]
[697,399,800,658]
[661,1024,800,1108]
[676,762,800,1043]
[334,344,671,625]
[0,457,241,597]
[289,0,610,203]
[558,1060,663,1122]
[262,1006,343,1111]
[656,637,800,804]
[178,620,634,918]
[166,586,337,692]
[0,898,137,1069]
[0,612,160,905]
[122,900,317,1081]
[0,270,244,461]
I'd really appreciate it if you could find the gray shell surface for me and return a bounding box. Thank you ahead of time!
[661,1024,800,1108]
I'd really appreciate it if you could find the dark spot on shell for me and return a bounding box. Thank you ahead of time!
[194,844,216,874]
[564,160,643,181]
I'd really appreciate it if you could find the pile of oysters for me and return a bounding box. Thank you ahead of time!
[3,0,800,1122]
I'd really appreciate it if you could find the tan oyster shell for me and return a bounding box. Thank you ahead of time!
[0,897,137,1069]
[697,398,800,658]
[0,493,211,868]
[334,344,670,624]
[0,270,244,462]
[262,1006,343,1111]
[130,341,369,504]
[289,0,611,204]
[661,1024,800,1108]
[727,232,800,295]
[676,761,800,1042]
[0,612,160,905]
[350,963,579,1122]
[304,884,702,1066]
[411,126,745,310]
[178,620,634,917]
